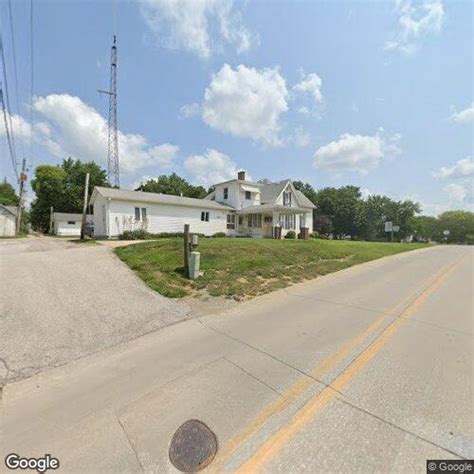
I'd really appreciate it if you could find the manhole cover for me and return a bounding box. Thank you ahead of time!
[169,419,218,472]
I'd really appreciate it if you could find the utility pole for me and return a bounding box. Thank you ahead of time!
[80,172,90,240]
[49,206,54,234]
[98,35,119,188]
[15,158,26,235]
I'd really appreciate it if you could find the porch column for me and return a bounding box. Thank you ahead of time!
[272,211,281,239]
[299,212,310,240]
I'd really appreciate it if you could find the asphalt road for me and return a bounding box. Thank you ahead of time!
[1,244,472,473]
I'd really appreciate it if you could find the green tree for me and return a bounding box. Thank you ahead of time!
[0,178,19,206]
[136,173,207,199]
[410,215,437,241]
[293,181,318,205]
[436,211,474,244]
[30,158,108,232]
[315,186,362,238]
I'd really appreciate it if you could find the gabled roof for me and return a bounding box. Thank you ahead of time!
[260,180,290,203]
[0,205,17,216]
[91,187,234,211]
[294,190,316,209]
[260,180,316,209]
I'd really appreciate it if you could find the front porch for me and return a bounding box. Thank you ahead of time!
[233,205,311,239]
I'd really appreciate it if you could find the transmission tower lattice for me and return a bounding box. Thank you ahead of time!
[99,35,119,187]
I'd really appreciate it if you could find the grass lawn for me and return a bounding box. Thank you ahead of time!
[115,238,428,299]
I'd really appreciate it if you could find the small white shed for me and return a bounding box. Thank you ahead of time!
[52,212,93,236]
[0,205,17,237]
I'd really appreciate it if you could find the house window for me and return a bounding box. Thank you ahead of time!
[67,221,76,225]
[134,207,147,222]
[279,214,295,229]
[283,191,292,207]
[238,216,243,225]
[223,187,228,200]
[201,211,209,222]
[264,216,273,223]
[227,213,235,229]
[245,190,251,200]
[248,213,262,228]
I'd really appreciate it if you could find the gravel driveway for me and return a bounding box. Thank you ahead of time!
[0,236,191,385]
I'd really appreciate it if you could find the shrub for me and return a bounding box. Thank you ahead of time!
[212,232,226,238]
[310,231,320,239]
[149,232,184,239]
[285,230,296,239]
[466,234,474,245]
[119,229,150,240]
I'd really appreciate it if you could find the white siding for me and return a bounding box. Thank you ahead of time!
[107,200,228,237]
[0,211,15,236]
[54,220,81,236]
[93,194,107,237]
[213,181,261,210]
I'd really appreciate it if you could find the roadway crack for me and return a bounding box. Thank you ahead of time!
[116,414,144,472]
[334,394,466,459]
[223,357,284,397]
[195,316,345,397]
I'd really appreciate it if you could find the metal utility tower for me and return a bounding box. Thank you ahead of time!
[98,35,119,187]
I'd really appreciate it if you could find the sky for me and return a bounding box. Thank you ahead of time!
[0,0,472,215]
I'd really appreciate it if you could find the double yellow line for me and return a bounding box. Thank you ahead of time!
[211,254,466,473]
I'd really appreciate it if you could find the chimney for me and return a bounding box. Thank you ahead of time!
[237,170,246,181]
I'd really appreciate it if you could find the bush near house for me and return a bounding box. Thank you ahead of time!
[285,230,296,239]
[119,229,151,240]
[212,232,226,238]
[115,238,428,299]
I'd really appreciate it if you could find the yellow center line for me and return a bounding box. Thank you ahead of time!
[236,254,466,473]
[210,256,459,473]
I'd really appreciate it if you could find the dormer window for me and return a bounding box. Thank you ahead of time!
[245,191,251,200]
[283,191,292,207]
[223,187,228,199]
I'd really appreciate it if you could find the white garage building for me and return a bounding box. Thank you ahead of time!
[90,187,232,238]
[0,205,17,237]
[52,212,93,236]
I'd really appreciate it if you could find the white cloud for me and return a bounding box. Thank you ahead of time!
[139,0,256,59]
[179,102,200,119]
[385,0,444,55]
[293,127,311,148]
[293,73,323,104]
[360,187,372,200]
[314,129,401,174]
[433,157,474,179]
[184,148,242,187]
[31,94,178,174]
[450,103,474,124]
[443,183,468,202]
[202,64,289,146]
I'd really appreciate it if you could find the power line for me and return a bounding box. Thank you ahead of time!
[29,0,34,166]
[0,83,18,179]
[0,28,18,178]
[7,0,26,160]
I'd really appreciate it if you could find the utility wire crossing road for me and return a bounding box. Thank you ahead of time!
[1,245,472,473]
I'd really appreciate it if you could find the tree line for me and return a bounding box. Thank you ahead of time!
[293,181,474,244]
[1,162,472,244]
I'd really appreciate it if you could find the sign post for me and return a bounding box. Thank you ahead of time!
[384,221,393,242]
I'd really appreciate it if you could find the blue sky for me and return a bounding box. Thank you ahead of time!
[0,0,472,215]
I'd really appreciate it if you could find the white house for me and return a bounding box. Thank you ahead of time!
[90,171,315,239]
[0,205,17,237]
[52,212,93,236]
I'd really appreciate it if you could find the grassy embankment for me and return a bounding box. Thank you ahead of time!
[115,238,428,299]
